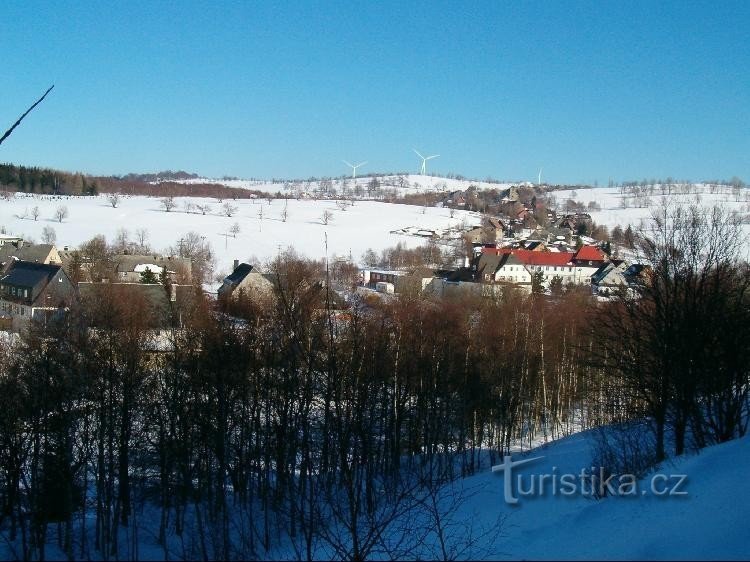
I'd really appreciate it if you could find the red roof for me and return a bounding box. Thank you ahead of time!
[480,247,574,266]
[573,245,606,262]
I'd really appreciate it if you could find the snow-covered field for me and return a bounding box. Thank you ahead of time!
[170,173,519,197]
[552,184,750,258]
[0,193,481,276]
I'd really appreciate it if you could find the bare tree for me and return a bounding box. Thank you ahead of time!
[107,193,121,208]
[321,209,333,225]
[135,227,150,252]
[336,199,349,211]
[221,201,238,217]
[41,225,56,244]
[54,205,68,223]
[31,206,40,221]
[114,227,130,253]
[195,203,212,215]
[281,199,289,222]
[229,222,240,237]
[161,196,176,212]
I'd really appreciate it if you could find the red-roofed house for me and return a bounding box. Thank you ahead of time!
[478,245,609,286]
[573,245,608,266]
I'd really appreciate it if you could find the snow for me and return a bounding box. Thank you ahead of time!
[133,263,164,273]
[424,429,750,560]
[0,193,481,274]
[551,183,750,258]
[164,173,518,197]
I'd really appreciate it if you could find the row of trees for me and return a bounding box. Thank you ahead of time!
[596,204,750,461]
[0,248,618,560]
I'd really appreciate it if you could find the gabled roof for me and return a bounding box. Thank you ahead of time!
[573,245,606,262]
[223,263,254,285]
[480,247,575,267]
[0,243,56,265]
[0,261,62,288]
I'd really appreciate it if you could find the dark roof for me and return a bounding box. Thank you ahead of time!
[0,243,55,265]
[525,241,544,251]
[0,261,61,288]
[224,263,254,285]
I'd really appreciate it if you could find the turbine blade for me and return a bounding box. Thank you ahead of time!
[413,149,424,159]
[426,155,439,160]
[356,161,367,168]
[342,160,353,168]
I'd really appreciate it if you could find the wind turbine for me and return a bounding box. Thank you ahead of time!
[413,149,439,175]
[538,168,543,186]
[343,160,367,179]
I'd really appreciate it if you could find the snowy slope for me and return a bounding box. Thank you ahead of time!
[443,430,749,560]
[167,174,519,197]
[0,194,481,274]
[552,184,750,258]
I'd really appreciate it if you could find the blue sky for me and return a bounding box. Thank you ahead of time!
[1,1,748,184]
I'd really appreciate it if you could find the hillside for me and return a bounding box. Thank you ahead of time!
[449,429,750,560]
[0,193,481,276]
[552,183,750,258]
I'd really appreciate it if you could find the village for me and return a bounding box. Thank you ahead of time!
[0,183,651,333]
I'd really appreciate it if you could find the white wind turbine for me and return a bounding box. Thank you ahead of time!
[538,168,543,186]
[413,149,439,175]
[343,160,367,179]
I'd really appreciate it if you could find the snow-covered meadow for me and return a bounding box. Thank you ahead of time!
[552,183,750,258]
[0,193,481,276]
[170,173,519,197]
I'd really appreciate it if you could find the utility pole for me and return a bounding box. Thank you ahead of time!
[218,233,231,250]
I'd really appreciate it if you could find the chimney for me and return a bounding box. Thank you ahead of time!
[233,259,239,270]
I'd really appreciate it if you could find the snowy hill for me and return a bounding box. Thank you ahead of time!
[164,173,521,197]
[552,183,750,258]
[431,430,749,560]
[1,193,481,275]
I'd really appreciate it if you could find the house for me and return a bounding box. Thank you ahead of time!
[0,261,75,330]
[591,260,629,295]
[464,219,505,245]
[218,261,274,300]
[446,191,467,206]
[572,244,608,267]
[112,254,192,284]
[480,245,608,286]
[591,262,652,296]
[476,252,532,287]
[499,186,520,203]
[78,282,197,328]
[362,269,405,288]
[0,234,24,247]
[0,243,62,274]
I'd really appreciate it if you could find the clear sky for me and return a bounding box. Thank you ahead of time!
[1,0,748,185]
